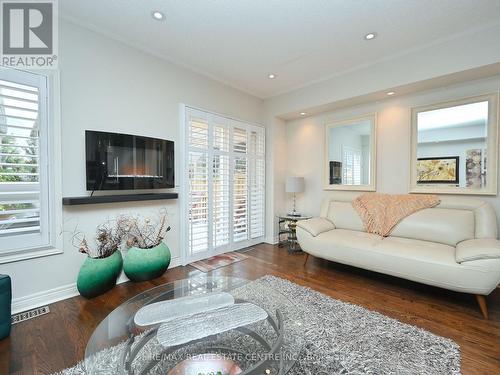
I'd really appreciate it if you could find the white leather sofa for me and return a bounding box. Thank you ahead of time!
[296,192,500,318]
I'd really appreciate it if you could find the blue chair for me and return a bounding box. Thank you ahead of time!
[0,274,11,339]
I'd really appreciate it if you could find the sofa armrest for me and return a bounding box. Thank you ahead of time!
[296,217,335,237]
[456,239,500,263]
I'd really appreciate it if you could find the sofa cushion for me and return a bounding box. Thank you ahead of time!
[310,230,456,267]
[325,201,475,246]
[326,201,364,232]
[456,239,500,263]
[297,217,335,237]
[374,236,456,266]
[390,208,475,247]
[314,229,383,254]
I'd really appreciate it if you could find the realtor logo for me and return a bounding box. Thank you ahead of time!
[1,0,58,68]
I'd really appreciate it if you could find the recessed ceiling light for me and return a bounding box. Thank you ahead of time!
[364,32,377,40]
[300,112,307,116]
[152,11,164,20]
[386,91,395,96]
[268,73,276,79]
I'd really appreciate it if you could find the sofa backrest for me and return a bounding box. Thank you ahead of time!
[319,192,497,246]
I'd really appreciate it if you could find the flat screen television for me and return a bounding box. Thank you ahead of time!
[85,130,174,191]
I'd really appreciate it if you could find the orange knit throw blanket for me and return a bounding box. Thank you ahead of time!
[352,193,440,237]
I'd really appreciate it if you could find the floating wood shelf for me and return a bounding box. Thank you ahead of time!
[62,193,178,206]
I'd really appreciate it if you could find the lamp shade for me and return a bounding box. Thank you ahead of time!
[286,176,305,193]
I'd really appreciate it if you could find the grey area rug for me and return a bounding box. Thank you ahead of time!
[53,275,460,375]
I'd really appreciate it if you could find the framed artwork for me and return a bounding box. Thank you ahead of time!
[466,149,484,188]
[417,156,459,184]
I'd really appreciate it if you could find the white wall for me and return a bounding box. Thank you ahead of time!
[0,20,263,306]
[284,75,500,234]
[264,116,287,243]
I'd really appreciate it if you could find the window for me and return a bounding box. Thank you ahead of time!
[184,107,265,262]
[342,146,361,185]
[0,68,52,257]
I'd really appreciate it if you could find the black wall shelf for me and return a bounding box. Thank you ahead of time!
[62,193,178,206]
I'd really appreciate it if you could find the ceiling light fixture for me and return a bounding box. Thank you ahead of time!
[386,91,395,96]
[300,112,307,116]
[268,73,276,79]
[364,32,377,40]
[152,11,164,20]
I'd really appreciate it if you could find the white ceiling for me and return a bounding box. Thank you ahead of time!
[60,0,500,99]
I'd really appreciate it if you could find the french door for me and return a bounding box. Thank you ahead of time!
[182,107,265,263]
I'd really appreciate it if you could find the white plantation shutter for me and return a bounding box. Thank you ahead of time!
[249,127,265,238]
[233,127,247,153]
[0,69,50,253]
[232,126,247,243]
[188,151,209,254]
[233,155,247,242]
[187,114,210,254]
[185,108,265,261]
[212,122,230,248]
[342,146,361,185]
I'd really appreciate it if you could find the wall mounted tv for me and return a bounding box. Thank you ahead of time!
[85,130,174,191]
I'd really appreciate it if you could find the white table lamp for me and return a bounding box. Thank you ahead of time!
[286,176,305,216]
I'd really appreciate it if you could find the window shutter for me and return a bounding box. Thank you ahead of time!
[212,122,230,248]
[249,128,265,239]
[188,114,209,254]
[189,118,209,149]
[342,146,361,185]
[233,155,247,242]
[353,152,361,185]
[185,108,265,261]
[232,125,248,243]
[233,127,247,153]
[0,70,49,253]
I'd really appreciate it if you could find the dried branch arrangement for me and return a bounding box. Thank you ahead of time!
[118,209,171,249]
[73,210,171,257]
[73,219,123,259]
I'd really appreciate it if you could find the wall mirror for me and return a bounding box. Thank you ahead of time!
[410,93,499,195]
[324,114,377,191]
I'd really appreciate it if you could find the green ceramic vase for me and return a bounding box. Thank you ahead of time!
[76,251,123,299]
[123,242,171,282]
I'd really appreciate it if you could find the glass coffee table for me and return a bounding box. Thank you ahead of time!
[85,276,304,375]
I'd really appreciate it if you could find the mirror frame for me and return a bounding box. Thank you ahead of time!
[324,114,377,191]
[409,92,499,195]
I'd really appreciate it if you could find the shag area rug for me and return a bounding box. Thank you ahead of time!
[54,275,460,375]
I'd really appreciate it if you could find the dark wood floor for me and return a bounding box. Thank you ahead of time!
[1,243,499,374]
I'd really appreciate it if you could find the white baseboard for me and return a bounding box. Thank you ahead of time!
[11,257,181,315]
[11,283,79,315]
[264,236,279,245]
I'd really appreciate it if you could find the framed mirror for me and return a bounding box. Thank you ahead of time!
[410,93,499,195]
[324,114,377,191]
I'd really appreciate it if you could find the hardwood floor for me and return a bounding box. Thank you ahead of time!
[1,243,499,374]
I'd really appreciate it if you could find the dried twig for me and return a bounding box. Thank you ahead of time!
[72,218,122,259]
[118,210,170,249]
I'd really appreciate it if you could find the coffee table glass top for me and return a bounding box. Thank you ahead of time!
[85,276,304,375]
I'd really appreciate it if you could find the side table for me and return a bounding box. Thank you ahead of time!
[277,215,312,253]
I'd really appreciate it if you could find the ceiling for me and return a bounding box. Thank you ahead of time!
[60,0,500,99]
